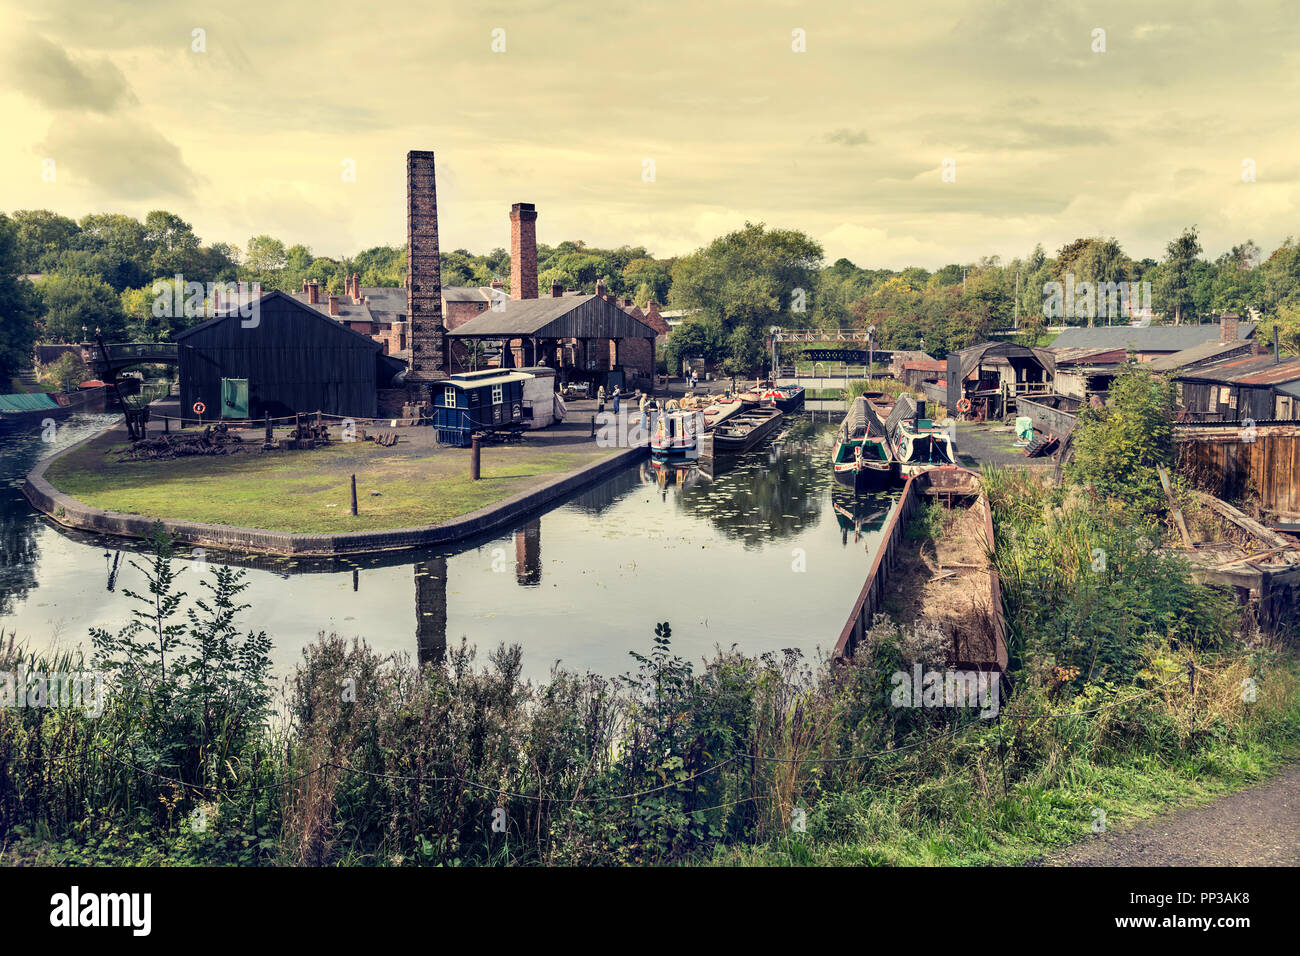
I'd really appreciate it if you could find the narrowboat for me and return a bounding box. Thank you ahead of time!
[707,405,784,455]
[865,392,956,477]
[739,379,805,411]
[831,396,895,491]
[650,403,706,459]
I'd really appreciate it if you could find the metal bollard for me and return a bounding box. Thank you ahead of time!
[470,436,481,480]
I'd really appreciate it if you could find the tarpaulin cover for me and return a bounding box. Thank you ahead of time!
[0,392,59,413]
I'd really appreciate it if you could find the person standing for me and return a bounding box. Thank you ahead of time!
[612,385,621,415]
[597,384,606,413]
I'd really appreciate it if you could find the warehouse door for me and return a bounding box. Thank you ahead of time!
[221,378,249,419]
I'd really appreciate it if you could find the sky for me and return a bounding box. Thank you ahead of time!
[2,0,1298,270]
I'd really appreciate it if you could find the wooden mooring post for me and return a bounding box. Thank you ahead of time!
[350,474,358,515]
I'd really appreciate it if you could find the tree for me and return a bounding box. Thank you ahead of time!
[38,273,127,342]
[244,235,288,276]
[0,214,40,380]
[665,315,725,376]
[1157,226,1203,325]
[669,223,822,367]
[9,209,80,273]
[144,210,201,278]
[1067,362,1176,516]
[37,351,89,391]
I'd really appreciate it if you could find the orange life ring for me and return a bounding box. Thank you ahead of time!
[955,397,972,413]
[193,401,207,415]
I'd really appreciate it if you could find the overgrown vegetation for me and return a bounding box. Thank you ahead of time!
[5,366,1298,864]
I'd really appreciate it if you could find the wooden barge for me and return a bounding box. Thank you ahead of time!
[834,466,1008,672]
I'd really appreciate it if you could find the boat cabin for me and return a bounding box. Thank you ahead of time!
[432,370,531,447]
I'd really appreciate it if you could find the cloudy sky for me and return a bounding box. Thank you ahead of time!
[2,0,1298,268]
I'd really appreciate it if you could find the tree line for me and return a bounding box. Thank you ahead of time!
[4,205,1300,382]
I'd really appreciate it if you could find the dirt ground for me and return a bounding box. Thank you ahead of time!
[891,498,996,662]
[1043,763,1300,866]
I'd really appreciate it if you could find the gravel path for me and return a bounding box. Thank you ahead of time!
[1045,764,1300,866]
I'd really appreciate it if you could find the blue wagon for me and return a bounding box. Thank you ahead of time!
[432,371,531,447]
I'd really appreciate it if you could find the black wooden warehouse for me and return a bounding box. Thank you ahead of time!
[177,291,403,420]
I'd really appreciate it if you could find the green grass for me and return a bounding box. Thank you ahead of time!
[710,684,1300,866]
[45,430,616,533]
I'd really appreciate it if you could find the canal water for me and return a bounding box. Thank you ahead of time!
[1,412,896,683]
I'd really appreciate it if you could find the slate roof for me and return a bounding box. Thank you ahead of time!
[446,294,658,339]
[1050,323,1256,352]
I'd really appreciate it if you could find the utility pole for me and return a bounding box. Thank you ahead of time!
[1014,269,1020,330]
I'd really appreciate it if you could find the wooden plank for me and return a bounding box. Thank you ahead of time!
[1157,464,1195,549]
[1192,490,1294,550]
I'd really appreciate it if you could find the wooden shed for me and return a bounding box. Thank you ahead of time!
[431,370,530,446]
[177,291,399,421]
[1174,354,1300,422]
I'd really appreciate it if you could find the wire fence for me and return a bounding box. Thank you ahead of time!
[50,673,1187,803]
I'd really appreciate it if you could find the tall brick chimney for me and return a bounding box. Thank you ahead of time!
[510,202,538,300]
[307,280,319,305]
[406,150,445,383]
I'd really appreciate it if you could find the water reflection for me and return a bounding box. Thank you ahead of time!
[414,558,448,665]
[2,416,898,681]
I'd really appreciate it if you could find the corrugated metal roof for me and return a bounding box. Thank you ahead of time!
[1052,346,1129,366]
[1176,353,1300,385]
[1146,340,1256,371]
[1050,322,1255,352]
[954,341,1055,379]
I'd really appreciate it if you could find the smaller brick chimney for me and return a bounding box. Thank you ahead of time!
[595,279,606,298]
[1220,312,1240,342]
[328,294,340,316]
[490,278,505,291]
[301,279,309,294]
[307,280,320,305]
[551,280,563,297]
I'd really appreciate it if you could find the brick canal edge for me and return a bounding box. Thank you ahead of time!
[22,425,649,557]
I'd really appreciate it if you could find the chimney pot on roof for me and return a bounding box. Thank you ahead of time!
[595,279,607,297]
[551,280,563,297]
[328,294,339,316]
[491,278,504,290]
[308,280,319,305]
[302,279,309,294]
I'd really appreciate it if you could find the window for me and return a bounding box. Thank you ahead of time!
[491,384,503,405]
[444,386,456,406]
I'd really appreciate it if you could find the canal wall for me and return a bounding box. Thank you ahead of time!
[833,480,923,660]
[24,426,648,556]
